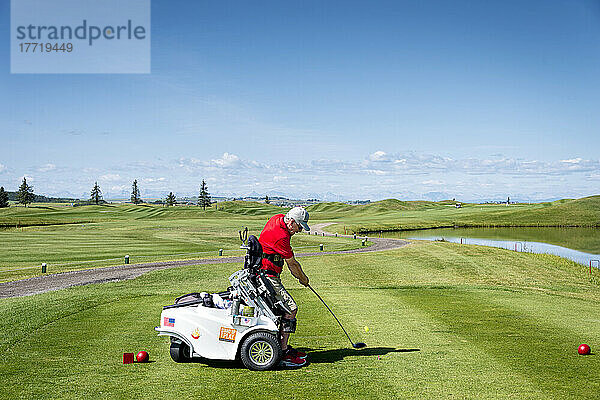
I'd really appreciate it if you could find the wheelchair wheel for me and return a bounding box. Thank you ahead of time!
[169,339,191,363]
[240,332,282,370]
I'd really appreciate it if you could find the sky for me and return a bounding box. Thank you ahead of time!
[1,0,600,202]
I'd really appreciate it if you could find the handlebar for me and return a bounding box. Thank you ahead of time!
[239,227,249,248]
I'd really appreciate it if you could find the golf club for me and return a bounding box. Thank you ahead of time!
[307,284,366,349]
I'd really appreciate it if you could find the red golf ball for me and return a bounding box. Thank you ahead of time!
[136,351,149,363]
[578,344,590,355]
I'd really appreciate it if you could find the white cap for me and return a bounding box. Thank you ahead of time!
[286,207,310,231]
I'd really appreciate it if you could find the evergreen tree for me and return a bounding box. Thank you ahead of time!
[0,186,9,208]
[265,195,270,204]
[90,182,103,205]
[131,179,141,204]
[17,177,35,207]
[198,180,211,210]
[166,192,176,207]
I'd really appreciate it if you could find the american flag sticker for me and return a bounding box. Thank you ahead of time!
[164,317,175,327]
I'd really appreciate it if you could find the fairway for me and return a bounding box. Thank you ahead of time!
[0,203,362,282]
[2,197,599,282]
[1,241,598,399]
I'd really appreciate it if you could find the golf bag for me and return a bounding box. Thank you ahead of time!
[245,235,263,272]
[243,235,291,316]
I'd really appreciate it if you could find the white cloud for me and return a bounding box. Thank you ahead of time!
[422,180,444,185]
[19,151,600,202]
[211,152,242,168]
[587,173,600,180]
[176,153,251,174]
[561,158,582,164]
[369,151,389,161]
[142,177,166,183]
[0,163,6,173]
[100,174,122,181]
[182,157,202,166]
[38,163,56,172]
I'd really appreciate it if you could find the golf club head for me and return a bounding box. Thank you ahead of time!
[353,342,367,349]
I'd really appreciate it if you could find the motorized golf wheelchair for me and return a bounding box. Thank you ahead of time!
[155,229,294,370]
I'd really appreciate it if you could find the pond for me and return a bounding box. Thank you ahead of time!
[376,227,600,268]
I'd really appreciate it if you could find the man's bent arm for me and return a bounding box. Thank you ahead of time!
[285,257,309,286]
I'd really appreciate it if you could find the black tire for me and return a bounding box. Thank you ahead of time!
[240,332,282,371]
[170,340,191,363]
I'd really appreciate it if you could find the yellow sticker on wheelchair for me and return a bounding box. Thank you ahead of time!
[219,327,237,343]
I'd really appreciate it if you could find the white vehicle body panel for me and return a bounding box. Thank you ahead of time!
[156,304,278,360]
[155,269,282,361]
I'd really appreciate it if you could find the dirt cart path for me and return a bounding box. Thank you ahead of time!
[0,223,407,298]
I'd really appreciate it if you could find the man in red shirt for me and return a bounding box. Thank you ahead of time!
[259,207,310,367]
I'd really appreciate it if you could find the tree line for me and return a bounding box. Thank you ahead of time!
[88,178,212,208]
[0,177,213,209]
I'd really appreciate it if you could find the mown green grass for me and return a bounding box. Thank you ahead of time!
[0,202,282,227]
[1,197,599,281]
[0,202,365,282]
[0,216,361,282]
[1,242,598,399]
[3,196,599,232]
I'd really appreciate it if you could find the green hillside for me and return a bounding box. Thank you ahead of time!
[215,200,285,216]
[0,202,362,282]
[0,202,280,227]
[2,195,599,234]
[315,196,600,233]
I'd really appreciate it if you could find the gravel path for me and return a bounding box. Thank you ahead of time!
[0,223,408,299]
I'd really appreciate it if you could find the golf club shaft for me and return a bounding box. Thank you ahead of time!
[307,284,356,346]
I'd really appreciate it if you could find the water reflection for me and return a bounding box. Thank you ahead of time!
[376,227,600,268]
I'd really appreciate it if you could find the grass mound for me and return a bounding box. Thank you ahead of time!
[307,199,447,220]
[307,202,355,213]
[215,200,284,216]
[328,196,600,234]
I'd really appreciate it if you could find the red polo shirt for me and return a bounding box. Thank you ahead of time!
[259,214,294,274]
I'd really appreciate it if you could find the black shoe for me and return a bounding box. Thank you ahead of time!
[286,345,307,359]
[279,353,307,368]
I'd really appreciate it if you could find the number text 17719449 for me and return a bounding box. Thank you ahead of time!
[19,43,73,53]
